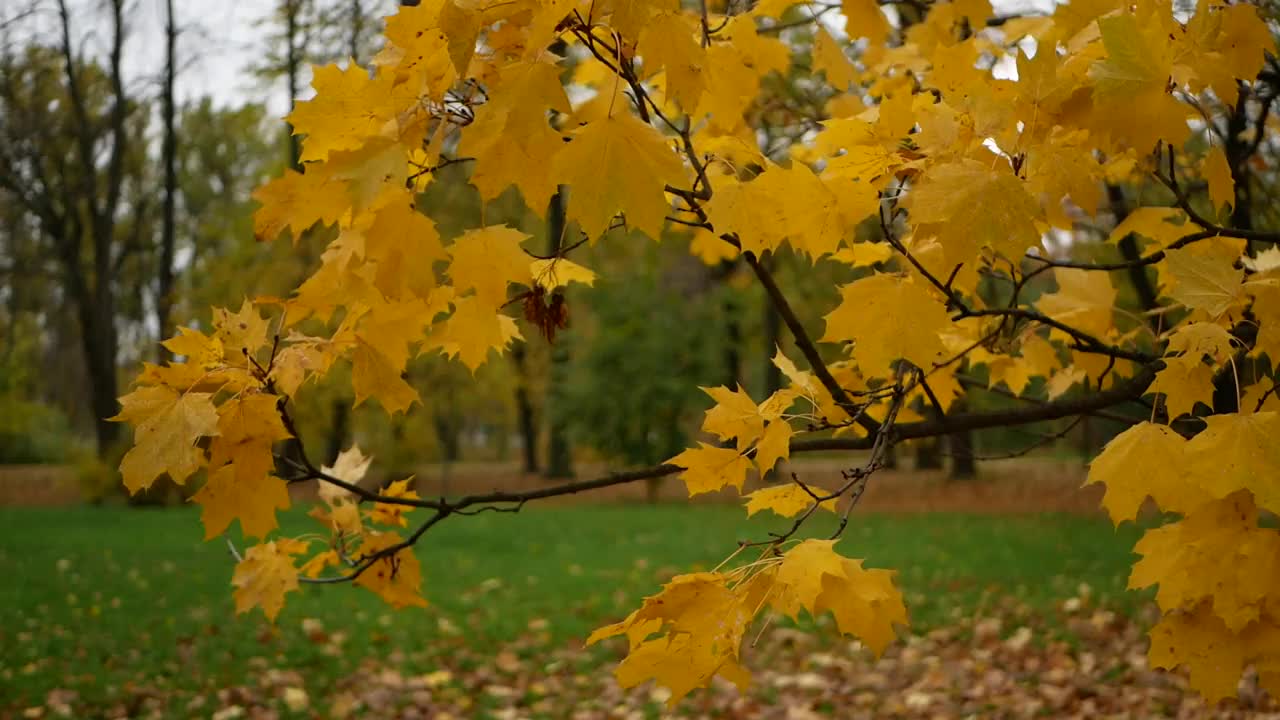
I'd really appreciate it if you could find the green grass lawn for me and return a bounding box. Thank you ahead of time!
[0,503,1147,713]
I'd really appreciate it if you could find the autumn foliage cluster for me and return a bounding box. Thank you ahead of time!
[112,0,1280,706]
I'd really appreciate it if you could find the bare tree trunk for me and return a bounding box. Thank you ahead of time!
[512,345,540,474]
[156,0,178,355]
[544,188,573,479]
[349,0,364,61]
[762,260,782,396]
[55,0,128,456]
[948,401,976,479]
[285,0,302,170]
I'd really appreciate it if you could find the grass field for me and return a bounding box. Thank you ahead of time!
[0,504,1150,716]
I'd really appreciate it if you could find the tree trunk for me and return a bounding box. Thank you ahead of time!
[285,0,303,170]
[156,0,179,354]
[762,262,782,396]
[914,439,942,469]
[512,344,539,473]
[325,399,349,464]
[544,188,573,478]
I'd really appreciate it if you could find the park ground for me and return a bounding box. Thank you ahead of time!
[2,462,1277,719]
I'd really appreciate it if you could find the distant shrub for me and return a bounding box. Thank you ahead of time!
[0,397,75,464]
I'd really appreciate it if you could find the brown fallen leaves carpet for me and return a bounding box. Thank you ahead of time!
[45,601,1280,720]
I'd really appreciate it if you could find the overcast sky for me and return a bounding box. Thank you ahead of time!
[11,0,293,115]
[8,0,1058,120]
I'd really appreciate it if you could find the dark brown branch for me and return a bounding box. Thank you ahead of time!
[742,251,881,435]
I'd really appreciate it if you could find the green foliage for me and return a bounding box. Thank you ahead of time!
[0,397,75,464]
[553,268,731,466]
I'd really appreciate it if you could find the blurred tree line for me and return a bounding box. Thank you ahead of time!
[0,0,1147,499]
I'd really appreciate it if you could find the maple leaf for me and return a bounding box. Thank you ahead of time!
[252,167,350,243]
[1146,355,1215,420]
[701,385,766,450]
[822,274,948,376]
[352,336,420,414]
[1148,602,1247,702]
[589,571,761,705]
[114,386,220,493]
[530,258,596,290]
[708,162,853,259]
[1108,207,1193,247]
[447,225,534,308]
[551,112,687,241]
[232,539,306,622]
[1084,422,1209,523]
[1036,268,1117,339]
[430,295,523,372]
[1185,412,1280,514]
[639,13,705,110]
[363,199,447,301]
[193,465,292,540]
[753,419,794,474]
[770,539,907,655]
[212,301,271,363]
[368,478,420,527]
[1088,14,1190,150]
[287,63,399,162]
[1165,322,1234,364]
[353,531,429,609]
[905,158,1043,263]
[1203,145,1235,213]
[813,27,856,91]
[1164,244,1245,318]
[744,484,836,518]
[668,443,752,496]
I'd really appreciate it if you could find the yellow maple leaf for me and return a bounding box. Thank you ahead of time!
[1107,207,1192,247]
[1165,243,1245,319]
[1036,268,1117,339]
[822,274,948,377]
[1088,14,1189,150]
[1146,354,1215,420]
[1130,492,1280,632]
[232,539,306,622]
[287,63,399,162]
[753,419,794,474]
[368,478,420,527]
[813,27,856,91]
[353,531,428,609]
[1148,602,1248,702]
[430,295,523,372]
[364,199,447,301]
[770,539,907,655]
[589,571,760,705]
[351,336,420,414]
[1185,412,1280,514]
[447,225,534,307]
[668,443,752,496]
[639,13,705,110]
[1203,145,1235,213]
[212,301,271,363]
[701,385,766,449]
[1084,421,1209,523]
[252,167,350,243]
[530,258,596,290]
[743,484,835,518]
[551,112,687,241]
[842,0,890,43]
[905,157,1043,263]
[162,327,225,369]
[1165,322,1234,364]
[114,387,219,493]
[193,465,292,540]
